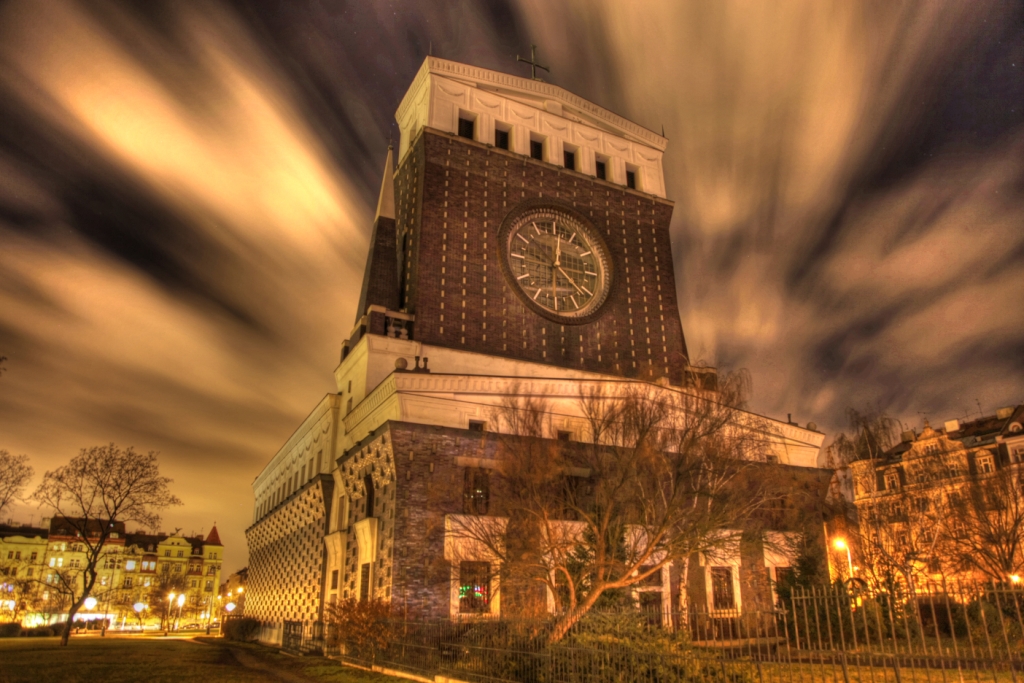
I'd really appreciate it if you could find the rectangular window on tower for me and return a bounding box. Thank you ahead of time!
[563,146,576,171]
[494,124,510,150]
[530,136,545,161]
[331,569,339,590]
[595,156,608,180]
[458,113,475,140]
[626,166,638,190]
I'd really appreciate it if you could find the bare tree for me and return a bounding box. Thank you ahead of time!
[827,407,901,466]
[450,372,777,643]
[0,450,33,517]
[851,487,945,591]
[0,553,46,623]
[937,464,1024,582]
[32,443,181,645]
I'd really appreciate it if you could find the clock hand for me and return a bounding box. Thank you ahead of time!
[557,266,585,295]
[554,234,561,267]
[552,258,558,310]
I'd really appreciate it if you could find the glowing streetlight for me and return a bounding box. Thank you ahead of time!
[225,602,236,613]
[174,593,186,631]
[84,597,97,610]
[133,602,146,632]
[1011,574,1021,584]
[833,538,854,581]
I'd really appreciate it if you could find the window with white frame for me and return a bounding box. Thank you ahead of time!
[458,561,491,614]
[710,566,736,610]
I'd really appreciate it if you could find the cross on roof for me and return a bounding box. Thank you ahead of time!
[517,44,549,81]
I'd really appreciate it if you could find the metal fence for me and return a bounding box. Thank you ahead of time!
[309,581,1024,683]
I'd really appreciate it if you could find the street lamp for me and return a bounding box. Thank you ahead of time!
[833,538,854,582]
[133,602,146,632]
[176,593,186,631]
[165,592,176,636]
[84,596,97,610]
[1011,574,1021,585]
[206,595,220,635]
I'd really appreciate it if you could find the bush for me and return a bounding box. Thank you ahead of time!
[325,599,394,660]
[541,612,755,683]
[0,622,22,638]
[223,617,261,642]
[24,626,55,637]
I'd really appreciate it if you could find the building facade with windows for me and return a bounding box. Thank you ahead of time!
[118,526,223,624]
[849,405,1024,585]
[245,58,830,644]
[0,518,222,627]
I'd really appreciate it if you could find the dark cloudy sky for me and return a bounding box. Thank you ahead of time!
[1,0,1021,572]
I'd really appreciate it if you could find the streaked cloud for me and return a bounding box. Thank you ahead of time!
[0,0,1020,566]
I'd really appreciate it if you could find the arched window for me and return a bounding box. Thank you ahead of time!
[364,475,375,519]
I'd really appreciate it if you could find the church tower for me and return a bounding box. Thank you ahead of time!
[244,58,826,640]
[345,57,690,385]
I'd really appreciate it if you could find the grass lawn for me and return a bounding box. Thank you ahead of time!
[0,636,403,683]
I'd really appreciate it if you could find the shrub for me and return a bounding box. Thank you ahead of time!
[325,599,394,660]
[0,622,21,638]
[223,617,261,642]
[24,626,55,637]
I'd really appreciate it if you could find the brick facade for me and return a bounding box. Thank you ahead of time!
[326,421,830,619]
[395,129,690,385]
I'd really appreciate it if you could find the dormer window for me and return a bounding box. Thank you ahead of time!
[457,112,475,141]
[977,454,994,474]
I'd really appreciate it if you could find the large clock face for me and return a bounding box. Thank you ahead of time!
[502,206,612,322]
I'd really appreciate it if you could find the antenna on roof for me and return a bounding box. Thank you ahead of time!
[428,41,432,57]
[661,124,665,137]
[975,398,984,417]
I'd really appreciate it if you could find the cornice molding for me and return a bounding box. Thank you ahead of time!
[397,57,667,151]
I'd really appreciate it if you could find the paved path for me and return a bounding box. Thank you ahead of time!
[220,644,315,682]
